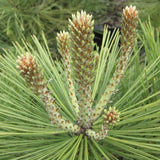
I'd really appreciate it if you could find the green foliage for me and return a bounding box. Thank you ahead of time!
[1,10,160,158]
[0,0,105,53]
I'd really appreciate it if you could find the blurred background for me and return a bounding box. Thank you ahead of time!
[0,0,160,58]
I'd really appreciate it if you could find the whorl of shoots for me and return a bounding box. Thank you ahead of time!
[16,6,138,140]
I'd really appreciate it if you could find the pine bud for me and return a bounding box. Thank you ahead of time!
[103,107,120,128]
[16,53,44,96]
[56,31,70,60]
[121,5,138,54]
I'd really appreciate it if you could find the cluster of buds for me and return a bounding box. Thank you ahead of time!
[103,107,120,128]
[16,5,138,141]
